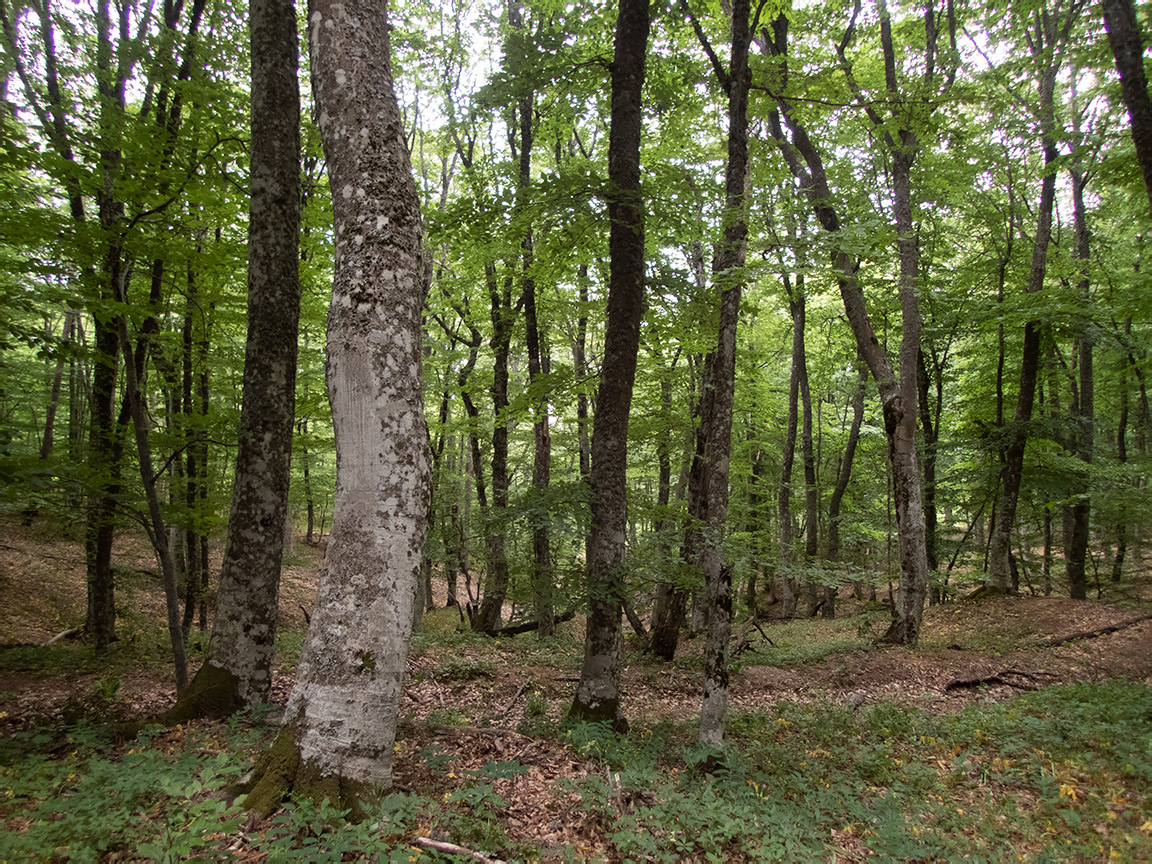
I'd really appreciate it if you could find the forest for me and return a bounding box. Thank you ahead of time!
[1,0,1152,858]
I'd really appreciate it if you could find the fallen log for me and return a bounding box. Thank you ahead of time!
[944,667,1049,693]
[1038,613,1152,648]
[480,608,576,637]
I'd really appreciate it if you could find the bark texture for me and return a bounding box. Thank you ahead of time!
[570,0,649,729]
[244,0,430,810]
[177,0,301,714]
[1102,0,1152,216]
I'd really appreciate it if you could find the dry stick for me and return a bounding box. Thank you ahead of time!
[410,837,507,863]
[1038,613,1152,648]
[497,680,529,720]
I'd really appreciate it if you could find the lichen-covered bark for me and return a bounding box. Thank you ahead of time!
[176,0,301,713]
[243,0,431,807]
[570,0,649,730]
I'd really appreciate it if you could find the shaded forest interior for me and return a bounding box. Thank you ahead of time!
[2,0,1152,857]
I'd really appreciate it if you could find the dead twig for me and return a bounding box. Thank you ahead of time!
[497,679,529,720]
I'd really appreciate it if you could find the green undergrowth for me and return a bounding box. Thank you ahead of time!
[559,679,1152,862]
[2,671,1149,860]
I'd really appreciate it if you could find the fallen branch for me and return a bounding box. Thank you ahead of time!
[43,626,82,647]
[299,604,311,625]
[623,599,649,648]
[410,836,506,863]
[482,608,576,637]
[1038,613,1152,648]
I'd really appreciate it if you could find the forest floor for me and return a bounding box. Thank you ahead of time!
[2,513,1152,861]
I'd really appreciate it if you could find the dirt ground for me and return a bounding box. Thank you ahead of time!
[2,514,1151,857]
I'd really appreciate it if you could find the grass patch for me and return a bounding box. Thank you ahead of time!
[739,610,886,667]
[560,681,1152,862]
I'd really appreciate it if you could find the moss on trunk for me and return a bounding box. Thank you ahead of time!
[116,661,245,739]
[238,722,376,821]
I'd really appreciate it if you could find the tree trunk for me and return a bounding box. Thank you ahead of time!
[39,311,74,461]
[988,9,1067,591]
[778,280,801,617]
[1102,0,1152,216]
[1065,159,1093,600]
[827,362,866,564]
[243,0,430,817]
[472,261,514,633]
[918,349,940,603]
[569,0,649,729]
[764,7,932,643]
[169,0,301,718]
[511,32,554,638]
[697,0,752,746]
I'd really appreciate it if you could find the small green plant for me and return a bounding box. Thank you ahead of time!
[431,655,497,682]
[525,688,548,717]
[427,707,471,728]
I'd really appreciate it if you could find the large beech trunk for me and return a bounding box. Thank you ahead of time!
[242,0,430,816]
[570,0,649,729]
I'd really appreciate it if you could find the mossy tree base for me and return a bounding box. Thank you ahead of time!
[236,722,377,821]
[964,584,1012,602]
[115,662,245,740]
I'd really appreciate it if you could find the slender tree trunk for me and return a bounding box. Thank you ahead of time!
[989,10,1067,591]
[1065,160,1093,600]
[827,362,866,564]
[778,280,801,617]
[1113,329,1130,583]
[473,261,514,632]
[790,281,820,617]
[918,350,940,603]
[570,0,649,729]
[169,0,301,718]
[764,7,932,642]
[112,277,189,693]
[697,0,752,745]
[39,311,73,461]
[512,43,554,637]
[243,0,430,816]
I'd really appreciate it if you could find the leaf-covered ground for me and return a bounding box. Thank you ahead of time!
[2,514,1151,861]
